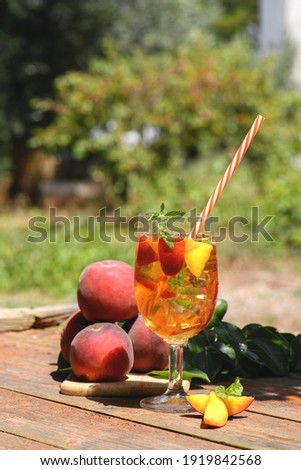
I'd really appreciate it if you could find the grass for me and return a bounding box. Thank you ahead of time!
[0,208,135,307]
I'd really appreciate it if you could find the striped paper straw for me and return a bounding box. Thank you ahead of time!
[190,114,265,238]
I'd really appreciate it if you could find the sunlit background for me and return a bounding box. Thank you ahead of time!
[0,0,300,333]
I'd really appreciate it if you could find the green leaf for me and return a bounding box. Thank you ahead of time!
[213,341,236,362]
[148,204,187,249]
[246,338,289,376]
[159,229,174,248]
[148,369,210,383]
[291,334,301,372]
[213,321,247,361]
[205,298,228,329]
[167,267,187,287]
[215,377,243,398]
[164,210,186,218]
[186,336,206,354]
[182,369,210,383]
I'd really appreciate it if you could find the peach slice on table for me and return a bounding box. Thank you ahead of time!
[186,393,254,417]
[222,395,254,416]
[203,391,228,428]
[184,239,213,278]
[185,394,209,414]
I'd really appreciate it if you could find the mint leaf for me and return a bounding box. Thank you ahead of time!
[165,210,186,218]
[148,203,186,249]
[215,377,243,398]
[159,229,174,248]
[226,376,243,396]
[174,298,194,309]
[167,267,187,287]
[215,385,228,398]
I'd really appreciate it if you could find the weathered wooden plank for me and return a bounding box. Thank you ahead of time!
[60,372,190,397]
[0,304,77,332]
[0,309,35,332]
[0,431,58,450]
[1,327,300,422]
[0,389,231,450]
[1,327,301,450]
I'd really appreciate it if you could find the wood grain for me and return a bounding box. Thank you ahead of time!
[60,372,190,397]
[0,389,231,450]
[0,304,78,332]
[0,431,58,450]
[1,326,301,450]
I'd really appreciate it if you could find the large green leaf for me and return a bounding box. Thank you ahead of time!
[194,348,223,382]
[291,334,301,372]
[246,338,289,376]
[183,343,222,382]
[148,369,210,383]
[205,298,228,329]
[213,321,247,362]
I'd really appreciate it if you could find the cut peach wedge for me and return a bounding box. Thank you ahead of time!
[185,394,209,414]
[184,239,212,278]
[203,391,228,427]
[186,393,254,417]
[222,395,254,416]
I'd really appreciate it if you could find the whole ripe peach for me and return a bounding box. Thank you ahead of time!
[60,310,92,362]
[77,260,138,322]
[123,315,169,373]
[69,323,134,382]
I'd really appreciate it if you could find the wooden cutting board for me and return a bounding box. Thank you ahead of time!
[60,372,190,397]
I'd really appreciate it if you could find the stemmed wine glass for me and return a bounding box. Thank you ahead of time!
[134,211,218,413]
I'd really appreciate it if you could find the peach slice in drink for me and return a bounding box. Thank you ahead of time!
[136,236,159,266]
[184,239,213,277]
[158,237,186,276]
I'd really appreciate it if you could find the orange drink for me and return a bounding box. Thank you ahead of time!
[134,208,218,413]
[135,235,218,344]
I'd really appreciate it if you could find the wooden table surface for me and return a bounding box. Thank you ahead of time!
[0,323,301,450]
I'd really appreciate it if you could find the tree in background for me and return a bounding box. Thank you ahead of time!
[31,36,301,246]
[0,0,114,203]
[210,0,258,41]
[106,0,219,54]
[103,1,258,54]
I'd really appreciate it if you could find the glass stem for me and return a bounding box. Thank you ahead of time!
[166,344,186,397]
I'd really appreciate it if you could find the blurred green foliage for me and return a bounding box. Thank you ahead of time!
[31,36,301,247]
[0,212,135,305]
[0,0,115,151]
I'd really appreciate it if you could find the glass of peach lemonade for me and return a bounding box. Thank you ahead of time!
[134,206,218,413]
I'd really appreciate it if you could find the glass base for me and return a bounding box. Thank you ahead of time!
[140,392,193,413]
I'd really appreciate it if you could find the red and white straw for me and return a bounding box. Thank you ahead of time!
[190,114,265,238]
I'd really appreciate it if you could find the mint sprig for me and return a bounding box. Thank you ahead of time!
[167,267,187,287]
[215,377,243,398]
[149,203,186,249]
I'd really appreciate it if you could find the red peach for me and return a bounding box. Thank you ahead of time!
[60,310,92,362]
[123,315,169,373]
[77,260,138,322]
[69,323,134,382]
